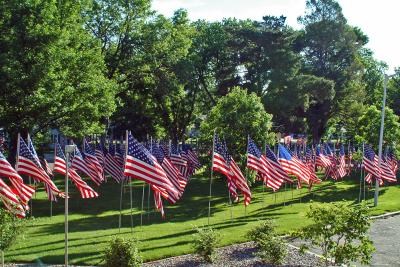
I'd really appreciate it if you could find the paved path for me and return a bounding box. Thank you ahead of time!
[364,215,400,266]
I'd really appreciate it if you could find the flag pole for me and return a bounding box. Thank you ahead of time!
[375,74,389,207]
[208,130,216,226]
[359,143,364,203]
[148,137,153,222]
[64,144,75,267]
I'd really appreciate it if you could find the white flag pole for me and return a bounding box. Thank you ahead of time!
[375,74,391,207]
[208,130,216,225]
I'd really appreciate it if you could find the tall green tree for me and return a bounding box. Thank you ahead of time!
[355,105,400,150]
[0,0,116,156]
[200,87,274,161]
[297,0,368,142]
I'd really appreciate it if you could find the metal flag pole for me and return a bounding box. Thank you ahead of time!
[208,130,216,226]
[64,144,75,267]
[123,133,133,233]
[118,178,124,232]
[375,74,390,207]
[359,143,364,203]
[147,137,153,222]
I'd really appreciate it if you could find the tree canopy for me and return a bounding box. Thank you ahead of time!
[1,0,399,149]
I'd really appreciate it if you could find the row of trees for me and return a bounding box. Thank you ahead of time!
[1,0,399,155]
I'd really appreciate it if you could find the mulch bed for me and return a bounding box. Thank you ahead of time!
[143,241,323,267]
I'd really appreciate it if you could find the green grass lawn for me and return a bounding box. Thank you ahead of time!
[5,170,400,265]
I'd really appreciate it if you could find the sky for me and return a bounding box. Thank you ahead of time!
[153,0,399,73]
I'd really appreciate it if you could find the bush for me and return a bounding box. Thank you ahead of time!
[192,227,220,263]
[103,237,142,267]
[295,201,375,266]
[248,220,287,265]
[247,219,275,241]
[0,208,24,265]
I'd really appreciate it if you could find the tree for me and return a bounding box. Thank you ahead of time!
[0,0,117,160]
[295,202,375,266]
[297,0,368,142]
[355,105,400,150]
[200,87,274,161]
[0,209,23,266]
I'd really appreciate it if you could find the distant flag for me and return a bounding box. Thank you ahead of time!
[169,143,188,178]
[229,155,251,206]
[54,143,98,198]
[347,143,353,175]
[152,143,184,201]
[315,146,331,169]
[71,146,102,185]
[83,138,104,184]
[153,189,165,218]
[337,144,346,178]
[363,144,397,184]
[104,142,124,183]
[386,147,398,174]
[123,132,179,200]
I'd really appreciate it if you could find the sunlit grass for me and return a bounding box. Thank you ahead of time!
[6,170,400,265]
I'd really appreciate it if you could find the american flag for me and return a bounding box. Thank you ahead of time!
[83,139,104,184]
[152,143,184,203]
[337,144,346,178]
[265,145,292,184]
[42,158,53,177]
[182,144,201,169]
[347,144,353,174]
[0,178,26,218]
[104,142,124,183]
[54,143,98,198]
[315,146,331,168]
[153,189,165,218]
[323,144,339,180]
[212,134,238,200]
[229,156,251,206]
[0,150,35,204]
[246,138,283,191]
[123,132,178,198]
[278,144,311,185]
[16,136,62,199]
[169,143,188,177]
[115,142,125,167]
[0,131,5,153]
[363,145,381,178]
[95,142,105,170]
[385,147,398,174]
[71,146,101,185]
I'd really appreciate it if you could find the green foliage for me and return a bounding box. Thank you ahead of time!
[0,208,23,264]
[248,220,287,265]
[103,237,142,267]
[192,227,221,263]
[200,87,274,161]
[295,201,375,266]
[0,0,117,138]
[247,219,275,241]
[256,234,287,265]
[355,105,400,150]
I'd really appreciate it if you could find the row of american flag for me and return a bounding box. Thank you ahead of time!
[211,133,398,207]
[0,131,398,219]
[0,132,201,218]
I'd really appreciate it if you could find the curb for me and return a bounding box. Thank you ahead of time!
[370,211,400,220]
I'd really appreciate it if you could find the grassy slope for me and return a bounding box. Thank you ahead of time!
[5,170,400,265]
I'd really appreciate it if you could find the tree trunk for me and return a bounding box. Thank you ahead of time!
[1,250,4,267]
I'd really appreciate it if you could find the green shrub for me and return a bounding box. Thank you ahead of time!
[248,220,287,265]
[192,227,220,263]
[103,237,142,267]
[247,219,275,241]
[256,234,287,265]
[295,201,375,266]
[0,208,24,266]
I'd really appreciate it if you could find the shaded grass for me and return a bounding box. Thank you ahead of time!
[5,170,400,265]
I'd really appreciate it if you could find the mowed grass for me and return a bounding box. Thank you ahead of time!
[5,169,400,265]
